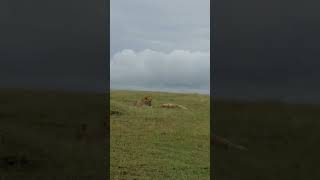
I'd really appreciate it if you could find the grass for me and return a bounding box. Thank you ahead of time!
[3,89,316,179]
[213,99,320,179]
[0,89,107,180]
[110,90,210,180]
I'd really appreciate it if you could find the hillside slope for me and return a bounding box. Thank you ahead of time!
[110,90,210,180]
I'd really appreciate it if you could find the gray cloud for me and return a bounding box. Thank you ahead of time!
[111,49,210,94]
[111,0,210,93]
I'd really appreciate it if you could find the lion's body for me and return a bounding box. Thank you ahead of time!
[160,103,188,110]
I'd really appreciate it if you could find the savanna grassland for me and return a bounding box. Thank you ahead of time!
[110,90,210,180]
[213,100,320,180]
[0,89,107,180]
[3,89,318,179]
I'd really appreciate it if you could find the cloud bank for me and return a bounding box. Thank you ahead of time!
[111,49,210,94]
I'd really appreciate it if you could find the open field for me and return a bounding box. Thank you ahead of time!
[2,89,317,179]
[213,99,320,179]
[110,90,210,180]
[0,89,107,180]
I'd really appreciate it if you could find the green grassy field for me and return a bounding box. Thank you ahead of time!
[213,100,320,179]
[110,90,210,180]
[3,89,318,179]
[0,89,107,180]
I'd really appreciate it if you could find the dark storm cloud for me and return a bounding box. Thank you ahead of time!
[0,0,107,92]
[212,0,320,103]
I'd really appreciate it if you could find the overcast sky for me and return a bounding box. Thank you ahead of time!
[110,0,210,94]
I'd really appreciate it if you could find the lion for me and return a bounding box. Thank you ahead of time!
[160,103,188,110]
[135,95,152,107]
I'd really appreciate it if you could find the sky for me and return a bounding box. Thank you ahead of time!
[110,0,210,94]
[2,0,320,102]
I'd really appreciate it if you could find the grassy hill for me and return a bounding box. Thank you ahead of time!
[110,90,210,180]
[2,89,319,179]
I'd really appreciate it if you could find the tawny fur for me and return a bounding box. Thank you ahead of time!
[135,96,152,107]
[160,103,188,110]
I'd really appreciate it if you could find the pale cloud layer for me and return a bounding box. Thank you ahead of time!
[111,49,210,94]
[111,0,210,93]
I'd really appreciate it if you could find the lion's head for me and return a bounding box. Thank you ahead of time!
[143,96,152,106]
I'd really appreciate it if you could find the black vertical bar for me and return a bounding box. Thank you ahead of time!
[0,0,109,179]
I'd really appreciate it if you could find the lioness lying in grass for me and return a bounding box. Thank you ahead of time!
[135,95,152,107]
[160,103,188,110]
[134,96,188,109]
